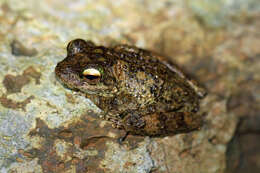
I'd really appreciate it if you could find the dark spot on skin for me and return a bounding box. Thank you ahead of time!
[126,113,145,129]
[150,85,159,97]
[93,49,104,54]
[10,39,37,57]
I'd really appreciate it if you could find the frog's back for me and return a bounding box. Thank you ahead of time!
[110,45,202,113]
[55,39,206,136]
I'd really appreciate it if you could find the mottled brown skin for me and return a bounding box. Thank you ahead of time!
[55,39,206,136]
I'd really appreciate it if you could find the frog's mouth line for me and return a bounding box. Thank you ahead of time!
[55,72,79,91]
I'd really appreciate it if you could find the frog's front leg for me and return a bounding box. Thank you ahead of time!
[121,111,202,136]
[99,112,125,129]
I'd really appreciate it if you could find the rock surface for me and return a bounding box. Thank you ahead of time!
[0,0,259,173]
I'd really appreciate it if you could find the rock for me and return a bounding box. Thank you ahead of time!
[0,0,259,172]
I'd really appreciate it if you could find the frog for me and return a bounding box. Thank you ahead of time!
[55,39,206,137]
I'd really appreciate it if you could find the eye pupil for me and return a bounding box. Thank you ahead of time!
[85,74,100,80]
[82,68,101,84]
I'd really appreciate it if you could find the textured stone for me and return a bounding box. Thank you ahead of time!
[0,0,259,173]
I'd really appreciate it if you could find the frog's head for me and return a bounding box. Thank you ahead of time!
[55,39,121,97]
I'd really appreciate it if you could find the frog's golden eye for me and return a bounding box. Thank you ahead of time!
[82,68,101,84]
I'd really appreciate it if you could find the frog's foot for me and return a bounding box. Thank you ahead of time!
[111,119,124,129]
[98,112,107,120]
[101,113,124,129]
[100,113,116,122]
[117,131,129,144]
